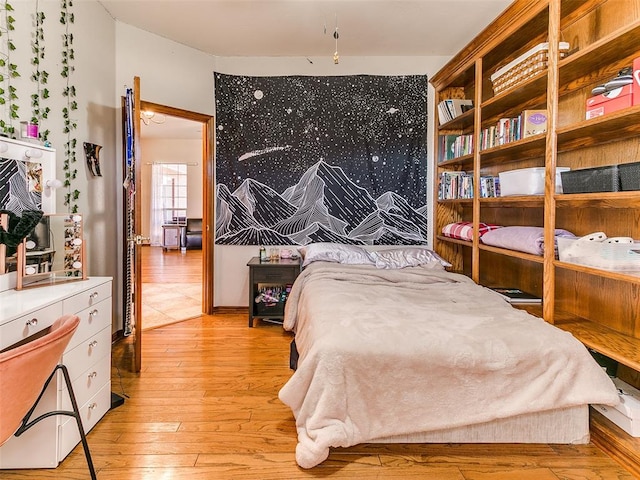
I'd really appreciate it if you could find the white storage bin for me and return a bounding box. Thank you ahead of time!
[499,167,569,196]
[557,236,640,271]
[593,377,640,437]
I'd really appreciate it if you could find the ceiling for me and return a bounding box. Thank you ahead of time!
[106,0,512,139]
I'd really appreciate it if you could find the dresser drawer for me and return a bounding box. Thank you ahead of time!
[61,326,111,384]
[65,298,112,352]
[58,382,111,462]
[62,281,112,315]
[61,353,111,411]
[252,267,299,283]
[0,302,63,350]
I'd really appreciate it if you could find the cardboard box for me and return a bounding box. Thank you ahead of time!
[586,56,640,119]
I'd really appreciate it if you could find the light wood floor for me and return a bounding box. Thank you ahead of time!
[2,313,635,479]
[141,246,202,330]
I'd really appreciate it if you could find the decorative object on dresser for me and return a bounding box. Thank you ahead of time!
[15,213,87,290]
[0,314,97,479]
[0,277,112,470]
[247,256,300,327]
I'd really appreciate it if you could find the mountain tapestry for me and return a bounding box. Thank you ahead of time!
[214,73,428,246]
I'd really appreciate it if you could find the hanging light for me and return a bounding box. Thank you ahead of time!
[140,110,166,125]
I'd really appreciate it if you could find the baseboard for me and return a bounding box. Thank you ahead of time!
[211,306,248,314]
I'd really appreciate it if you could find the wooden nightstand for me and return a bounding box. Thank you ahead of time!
[247,256,301,327]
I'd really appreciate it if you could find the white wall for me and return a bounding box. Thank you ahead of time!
[0,1,118,325]
[140,138,203,241]
[114,22,451,310]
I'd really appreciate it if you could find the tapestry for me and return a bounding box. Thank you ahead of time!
[214,73,428,245]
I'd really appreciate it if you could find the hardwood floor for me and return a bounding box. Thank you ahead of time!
[141,246,202,330]
[2,313,635,479]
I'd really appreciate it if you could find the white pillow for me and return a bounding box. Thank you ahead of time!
[298,242,374,267]
[372,247,451,269]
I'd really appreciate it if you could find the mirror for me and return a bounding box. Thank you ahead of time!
[15,213,87,289]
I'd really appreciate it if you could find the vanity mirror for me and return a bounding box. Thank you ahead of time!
[15,213,87,290]
[0,138,57,292]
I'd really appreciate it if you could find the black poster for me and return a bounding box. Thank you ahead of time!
[214,73,428,245]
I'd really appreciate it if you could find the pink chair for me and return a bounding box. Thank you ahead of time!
[0,314,97,479]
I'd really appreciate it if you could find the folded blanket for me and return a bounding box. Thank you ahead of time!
[480,226,575,255]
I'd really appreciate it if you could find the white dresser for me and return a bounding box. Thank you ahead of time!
[0,277,112,469]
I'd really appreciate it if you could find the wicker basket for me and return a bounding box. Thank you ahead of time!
[491,42,570,95]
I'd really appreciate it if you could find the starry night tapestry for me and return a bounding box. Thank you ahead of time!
[214,73,428,246]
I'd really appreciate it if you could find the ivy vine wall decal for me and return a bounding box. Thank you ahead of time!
[0,1,19,138]
[31,0,50,142]
[60,0,79,213]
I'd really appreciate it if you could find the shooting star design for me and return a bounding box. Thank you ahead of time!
[238,145,293,162]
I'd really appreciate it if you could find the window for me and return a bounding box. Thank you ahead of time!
[158,163,187,223]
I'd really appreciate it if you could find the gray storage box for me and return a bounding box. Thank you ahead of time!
[561,165,620,193]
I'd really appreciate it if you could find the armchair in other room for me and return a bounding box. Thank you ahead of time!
[182,218,202,249]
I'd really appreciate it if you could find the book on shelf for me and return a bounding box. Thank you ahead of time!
[488,287,541,304]
[438,133,473,162]
[522,109,547,138]
[437,99,473,125]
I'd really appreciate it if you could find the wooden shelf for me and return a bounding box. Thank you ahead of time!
[432,2,640,476]
[557,106,640,152]
[481,72,548,121]
[480,195,544,208]
[479,134,545,166]
[554,260,640,284]
[438,108,475,131]
[479,244,544,263]
[555,315,640,372]
[435,235,472,248]
[590,409,640,480]
[436,198,473,205]
[559,20,640,91]
[437,153,474,169]
[555,191,640,208]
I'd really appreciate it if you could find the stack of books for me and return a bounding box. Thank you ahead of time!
[438,99,474,125]
[438,133,474,162]
[479,109,547,151]
[438,171,473,200]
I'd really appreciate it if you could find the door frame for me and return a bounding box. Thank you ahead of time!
[139,100,215,314]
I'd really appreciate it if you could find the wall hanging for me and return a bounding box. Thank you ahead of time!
[214,73,429,246]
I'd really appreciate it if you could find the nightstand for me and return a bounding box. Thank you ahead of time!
[247,256,301,327]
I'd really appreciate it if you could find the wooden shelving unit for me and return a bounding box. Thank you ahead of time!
[431,0,640,475]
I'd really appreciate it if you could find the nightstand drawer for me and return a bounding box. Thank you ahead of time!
[252,267,298,283]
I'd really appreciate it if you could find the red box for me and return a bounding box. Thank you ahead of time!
[586,84,633,119]
[586,57,640,119]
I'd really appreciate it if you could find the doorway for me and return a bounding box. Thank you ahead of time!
[138,101,214,327]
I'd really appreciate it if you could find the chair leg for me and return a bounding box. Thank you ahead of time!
[15,364,98,480]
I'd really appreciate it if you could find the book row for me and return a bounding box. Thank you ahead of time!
[438,171,501,200]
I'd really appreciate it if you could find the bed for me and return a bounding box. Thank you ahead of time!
[278,245,619,469]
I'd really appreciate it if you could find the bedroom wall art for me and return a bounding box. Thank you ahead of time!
[214,73,428,246]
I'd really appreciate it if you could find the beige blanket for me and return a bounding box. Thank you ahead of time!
[278,262,619,468]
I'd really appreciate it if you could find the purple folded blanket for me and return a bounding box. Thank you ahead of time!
[480,226,575,256]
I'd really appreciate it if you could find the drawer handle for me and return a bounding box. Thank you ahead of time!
[89,340,98,348]
[25,318,38,327]
[89,309,99,317]
[88,371,98,379]
[89,291,99,300]
[89,403,98,410]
